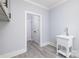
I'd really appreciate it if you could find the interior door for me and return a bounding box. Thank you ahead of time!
[31,15,40,44]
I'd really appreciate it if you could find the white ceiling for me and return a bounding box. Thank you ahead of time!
[24,0,67,9]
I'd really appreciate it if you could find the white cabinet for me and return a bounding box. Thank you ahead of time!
[56,35,74,58]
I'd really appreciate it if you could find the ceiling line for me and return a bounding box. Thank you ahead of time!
[24,0,68,10]
[24,0,49,10]
[49,0,67,9]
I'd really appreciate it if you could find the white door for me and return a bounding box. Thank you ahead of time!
[31,15,40,44]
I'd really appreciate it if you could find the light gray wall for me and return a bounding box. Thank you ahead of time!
[24,2,50,45]
[0,0,50,55]
[50,0,79,51]
[0,0,25,54]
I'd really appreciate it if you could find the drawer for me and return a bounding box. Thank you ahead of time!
[57,38,68,46]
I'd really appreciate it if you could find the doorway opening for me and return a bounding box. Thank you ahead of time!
[25,11,43,51]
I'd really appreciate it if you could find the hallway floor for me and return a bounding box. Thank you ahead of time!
[13,41,76,58]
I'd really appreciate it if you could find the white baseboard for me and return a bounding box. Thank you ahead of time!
[49,41,56,47]
[40,41,56,47]
[0,49,26,58]
[72,50,79,58]
[40,42,49,47]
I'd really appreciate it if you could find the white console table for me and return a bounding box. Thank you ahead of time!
[56,35,74,58]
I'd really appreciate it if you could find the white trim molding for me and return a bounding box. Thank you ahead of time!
[24,0,49,10]
[49,41,56,47]
[25,11,43,48]
[40,41,49,47]
[0,49,26,58]
[72,50,79,58]
[50,0,68,9]
[24,0,68,10]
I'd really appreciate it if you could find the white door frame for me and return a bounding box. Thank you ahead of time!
[25,11,43,51]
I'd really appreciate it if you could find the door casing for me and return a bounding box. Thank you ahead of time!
[25,11,43,51]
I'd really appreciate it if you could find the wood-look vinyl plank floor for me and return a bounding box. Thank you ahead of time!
[13,41,76,58]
